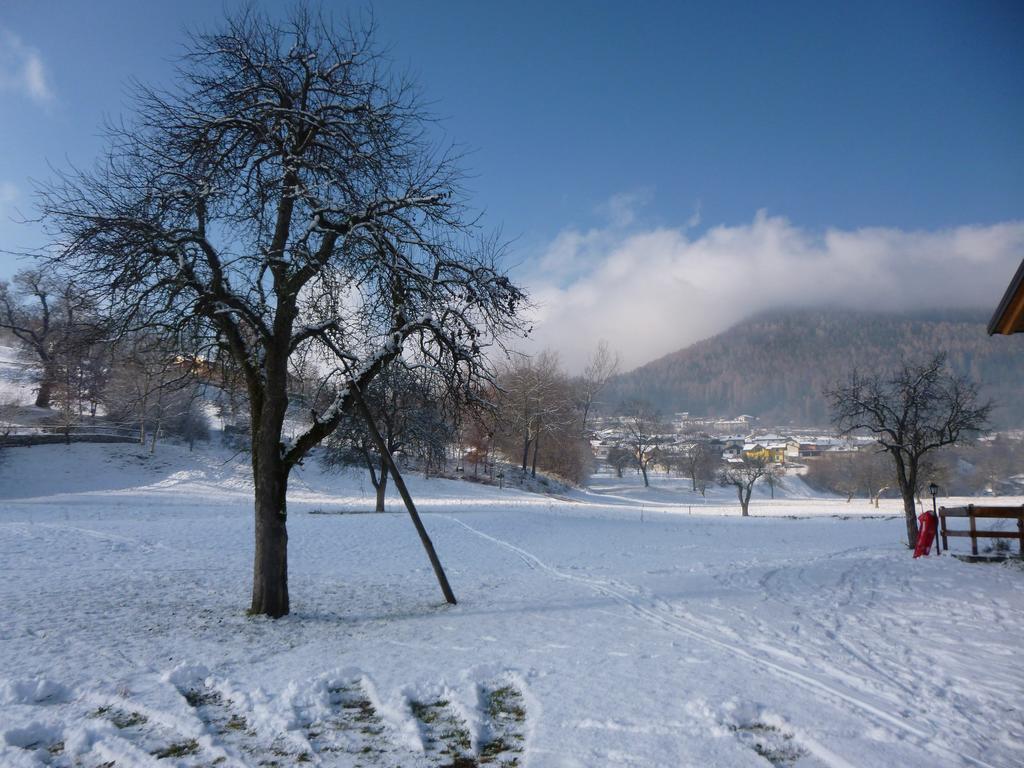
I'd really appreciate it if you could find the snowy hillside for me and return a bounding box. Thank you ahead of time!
[1,441,1023,767]
[0,344,38,407]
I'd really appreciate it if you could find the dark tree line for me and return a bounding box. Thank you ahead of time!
[804,437,1023,504]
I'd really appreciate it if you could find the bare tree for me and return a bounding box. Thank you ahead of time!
[621,401,663,487]
[854,450,892,507]
[497,351,576,479]
[827,353,991,545]
[605,444,633,478]
[973,435,1021,495]
[763,463,784,500]
[104,333,196,452]
[32,7,524,617]
[0,270,99,409]
[682,442,720,496]
[576,340,619,434]
[803,450,892,504]
[460,389,499,478]
[169,386,211,451]
[718,455,771,517]
[322,365,450,512]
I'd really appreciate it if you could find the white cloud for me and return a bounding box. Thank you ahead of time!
[518,210,1024,372]
[686,201,702,230]
[0,29,54,105]
[595,190,651,229]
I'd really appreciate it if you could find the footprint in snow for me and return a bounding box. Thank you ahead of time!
[299,678,406,766]
[7,675,528,767]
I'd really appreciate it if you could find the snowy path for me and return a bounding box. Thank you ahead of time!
[1,444,1023,767]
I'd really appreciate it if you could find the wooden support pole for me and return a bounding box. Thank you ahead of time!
[350,387,457,605]
[969,505,978,557]
[1018,508,1024,557]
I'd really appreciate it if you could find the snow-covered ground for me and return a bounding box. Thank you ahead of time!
[1,442,1022,767]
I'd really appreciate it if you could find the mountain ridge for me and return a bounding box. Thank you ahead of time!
[604,307,1024,428]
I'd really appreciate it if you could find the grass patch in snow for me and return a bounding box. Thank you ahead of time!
[410,698,475,764]
[151,738,200,758]
[479,684,526,766]
[183,687,220,708]
[729,721,807,767]
[92,705,148,729]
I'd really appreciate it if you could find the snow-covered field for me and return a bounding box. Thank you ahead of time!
[1,442,1022,767]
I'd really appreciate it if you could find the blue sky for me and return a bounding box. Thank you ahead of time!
[1,1,1022,367]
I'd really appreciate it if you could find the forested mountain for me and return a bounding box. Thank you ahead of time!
[605,308,1024,427]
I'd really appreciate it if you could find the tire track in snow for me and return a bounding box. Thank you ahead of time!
[444,515,1002,768]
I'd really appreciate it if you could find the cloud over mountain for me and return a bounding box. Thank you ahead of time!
[520,210,1024,371]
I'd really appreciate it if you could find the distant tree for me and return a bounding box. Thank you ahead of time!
[913,451,954,504]
[621,401,663,487]
[0,271,100,409]
[682,442,720,496]
[973,435,1021,494]
[718,455,770,517]
[576,340,619,434]
[323,366,450,512]
[0,271,59,408]
[460,389,499,478]
[606,445,633,478]
[0,399,18,443]
[802,450,898,505]
[104,333,196,453]
[74,341,111,421]
[497,351,577,479]
[655,448,680,476]
[827,353,991,545]
[855,450,893,507]
[169,387,211,451]
[763,463,784,500]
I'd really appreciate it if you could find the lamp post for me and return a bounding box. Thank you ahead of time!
[929,482,940,556]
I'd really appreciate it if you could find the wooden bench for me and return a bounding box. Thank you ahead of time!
[938,505,1024,558]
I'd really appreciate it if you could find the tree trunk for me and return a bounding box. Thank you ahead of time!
[375,461,389,513]
[640,463,649,487]
[32,356,57,409]
[899,484,918,545]
[149,417,161,454]
[531,434,539,478]
[35,377,53,409]
[893,452,919,546]
[521,433,531,472]
[250,424,289,618]
[739,485,750,517]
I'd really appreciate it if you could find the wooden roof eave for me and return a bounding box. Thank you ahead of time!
[988,258,1024,335]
